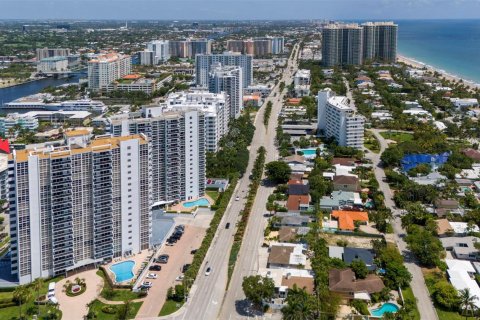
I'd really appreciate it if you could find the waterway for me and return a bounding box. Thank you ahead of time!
[0,73,84,106]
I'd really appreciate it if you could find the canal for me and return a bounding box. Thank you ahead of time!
[0,73,84,106]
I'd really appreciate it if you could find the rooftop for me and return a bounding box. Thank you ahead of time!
[331,210,369,231]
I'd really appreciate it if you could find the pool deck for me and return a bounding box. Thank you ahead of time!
[168,194,214,213]
[104,250,153,285]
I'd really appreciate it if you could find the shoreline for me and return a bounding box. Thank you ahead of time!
[397,54,480,90]
[0,77,45,89]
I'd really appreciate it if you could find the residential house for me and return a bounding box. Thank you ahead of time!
[332,157,356,166]
[446,259,480,309]
[463,149,480,162]
[434,199,461,217]
[267,243,308,269]
[286,194,310,211]
[333,175,360,192]
[259,268,314,301]
[441,237,480,261]
[319,191,363,211]
[288,182,310,195]
[329,268,385,301]
[275,215,311,228]
[331,210,369,231]
[437,219,479,236]
[329,246,377,270]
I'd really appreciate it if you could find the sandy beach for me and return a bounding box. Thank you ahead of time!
[397,54,480,90]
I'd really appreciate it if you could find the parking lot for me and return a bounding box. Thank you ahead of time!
[136,211,211,318]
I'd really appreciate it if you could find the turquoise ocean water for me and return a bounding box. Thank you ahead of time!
[397,20,480,84]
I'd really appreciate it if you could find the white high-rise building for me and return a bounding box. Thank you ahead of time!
[37,56,69,73]
[361,22,398,63]
[36,48,71,61]
[164,91,230,152]
[322,24,364,67]
[147,40,170,63]
[139,50,155,65]
[317,89,365,149]
[195,52,253,88]
[271,37,285,54]
[87,52,132,91]
[8,132,152,284]
[109,108,206,205]
[208,63,243,118]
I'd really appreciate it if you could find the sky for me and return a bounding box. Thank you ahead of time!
[1,0,480,20]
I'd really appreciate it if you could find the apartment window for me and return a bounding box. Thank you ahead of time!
[127,146,131,150]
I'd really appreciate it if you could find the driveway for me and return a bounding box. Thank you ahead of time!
[135,223,207,318]
[55,269,104,320]
[366,129,438,320]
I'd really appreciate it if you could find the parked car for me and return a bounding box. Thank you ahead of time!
[147,273,157,279]
[182,264,191,273]
[225,222,230,229]
[205,267,212,276]
[175,275,185,281]
[142,281,153,288]
[235,196,240,201]
[158,255,169,264]
[149,265,161,271]
[176,224,185,231]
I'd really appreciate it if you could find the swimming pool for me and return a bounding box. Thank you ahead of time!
[183,198,210,208]
[110,260,135,283]
[370,303,399,317]
[297,148,317,156]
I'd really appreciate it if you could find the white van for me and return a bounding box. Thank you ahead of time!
[48,282,55,297]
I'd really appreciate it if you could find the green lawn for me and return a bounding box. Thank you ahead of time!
[96,270,141,301]
[0,276,64,320]
[401,286,420,320]
[206,190,220,202]
[380,131,414,143]
[88,299,142,320]
[158,299,184,316]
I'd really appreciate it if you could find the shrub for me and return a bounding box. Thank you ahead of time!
[101,305,117,314]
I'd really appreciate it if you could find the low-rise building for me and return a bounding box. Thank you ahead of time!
[333,175,360,192]
[105,74,172,94]
[331,210,369,231]
[0,114,38,136]
[329,268,385,301]
[450,98,478,109]
[441,237,480,260]
[267,243,308,269]
[329,246,377,270]
[320,191,363,211]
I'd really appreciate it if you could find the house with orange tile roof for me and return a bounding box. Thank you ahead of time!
[331,210,369,231]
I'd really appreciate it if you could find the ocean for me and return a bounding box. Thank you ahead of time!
[397,19,480,84]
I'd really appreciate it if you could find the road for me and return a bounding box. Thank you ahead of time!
[218,45,300,320]
[155,45,300,320]
[366,129,438,320]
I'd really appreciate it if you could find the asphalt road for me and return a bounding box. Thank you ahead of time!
[154,46,300,320]
[218,45,301,320]
[366,129,438,320]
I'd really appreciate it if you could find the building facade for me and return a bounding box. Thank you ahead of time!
[109,108,206,205]
[87,53,132,91]
[36,48,71,61]
[195,52,253,88]
[147,40,170,63]
[0,114,39,136]
[317,89,365,149]
[362,22,398,63]
[322,24,363,67]
[208,63,243,118]
[37,57,69,73]
[253,38,273,57]
[9,133,152,284]
[271,37,285,54]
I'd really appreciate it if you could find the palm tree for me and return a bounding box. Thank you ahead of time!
[32,277,45,317]
[459,288,477,319]
[13,285,31,319]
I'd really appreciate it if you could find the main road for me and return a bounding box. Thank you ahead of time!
[154,44,300,320]
[366,129,438,320]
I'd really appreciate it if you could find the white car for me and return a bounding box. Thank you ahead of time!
[175,275,185,281]
[205,267,212,276]
[235,196,240,201]
[147,273,157,279]
[142,281,153,288]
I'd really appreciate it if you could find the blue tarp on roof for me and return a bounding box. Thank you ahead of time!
[401,152,450,172]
